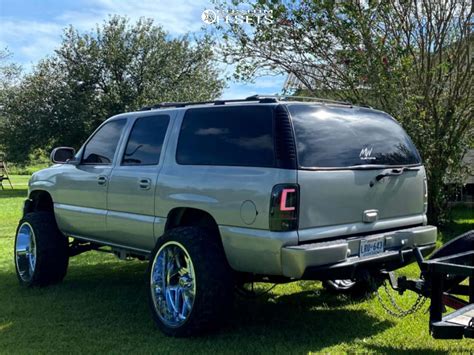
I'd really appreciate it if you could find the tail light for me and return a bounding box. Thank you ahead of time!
[269,184,299,231]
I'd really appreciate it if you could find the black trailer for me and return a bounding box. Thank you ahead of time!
[385,230,473,339]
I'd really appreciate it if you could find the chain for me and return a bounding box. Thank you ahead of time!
[376,280,427,318]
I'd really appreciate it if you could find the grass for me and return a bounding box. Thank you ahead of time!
[0,175,473,353]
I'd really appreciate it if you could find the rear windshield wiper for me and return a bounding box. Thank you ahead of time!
[370,166,420,187]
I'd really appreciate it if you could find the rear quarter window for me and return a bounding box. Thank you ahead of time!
[287,104,421,168]
[176,106,275,167]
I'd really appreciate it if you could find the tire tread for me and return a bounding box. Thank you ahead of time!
[147,226,234,337]
[15,212,69,287]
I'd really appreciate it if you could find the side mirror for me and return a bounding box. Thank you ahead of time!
[51,147,76,164]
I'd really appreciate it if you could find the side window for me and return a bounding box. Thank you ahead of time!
[176,106,275,167]
[82,119,126,165]
[122,115,170,166]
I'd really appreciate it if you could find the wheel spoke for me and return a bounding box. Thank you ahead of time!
[182,290,192,317]
[150,241,196,327]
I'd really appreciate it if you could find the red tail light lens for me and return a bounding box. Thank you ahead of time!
[270,184,299,231]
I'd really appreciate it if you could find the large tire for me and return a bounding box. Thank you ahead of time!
[14,212,69,287]
[428,230,473,291]
[147,227,234,337]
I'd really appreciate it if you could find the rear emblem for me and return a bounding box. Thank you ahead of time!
[359,146,376,160]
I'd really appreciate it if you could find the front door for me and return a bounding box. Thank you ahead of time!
[54,119,127,239]
[106,114,171,251]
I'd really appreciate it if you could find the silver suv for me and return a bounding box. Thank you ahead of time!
[14,95,437,336]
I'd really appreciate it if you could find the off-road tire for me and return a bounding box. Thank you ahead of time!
[147,227,234,337]
[14,212,69,287]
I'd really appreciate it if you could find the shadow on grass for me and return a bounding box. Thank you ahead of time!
[0,258,395,353]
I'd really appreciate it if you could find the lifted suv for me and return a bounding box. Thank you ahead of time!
[15,95,437,336]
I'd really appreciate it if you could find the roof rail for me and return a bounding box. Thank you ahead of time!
[250,94,352,106]
[139,95,278,111]
[138,94,352,111]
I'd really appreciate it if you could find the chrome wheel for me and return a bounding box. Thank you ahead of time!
[330,279,356,289]
[150,241,196,328]
[15,222,37,282]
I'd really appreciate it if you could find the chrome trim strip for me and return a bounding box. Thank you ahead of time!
[54,203,107,215]
[107,210,156,223]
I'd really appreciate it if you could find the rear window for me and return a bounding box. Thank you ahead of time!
[288,104,421,168]
[176,106,275,167]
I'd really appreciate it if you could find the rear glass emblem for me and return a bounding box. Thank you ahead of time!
[359,146,376,160]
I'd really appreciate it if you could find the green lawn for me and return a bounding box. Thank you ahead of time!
[0,175,473,353]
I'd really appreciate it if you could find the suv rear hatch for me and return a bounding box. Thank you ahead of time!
[287,104,426,242]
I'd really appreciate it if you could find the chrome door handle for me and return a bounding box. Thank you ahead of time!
[139,178,151,190]
[97,176,107,185]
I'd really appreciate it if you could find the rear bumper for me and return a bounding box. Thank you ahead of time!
[281,225,437,279]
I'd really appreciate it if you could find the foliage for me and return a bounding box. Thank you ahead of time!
[0,49,21,94]
[0,16,224,163]
[6,149,50,175]
[218,0,473,224]
[0,49,22,153]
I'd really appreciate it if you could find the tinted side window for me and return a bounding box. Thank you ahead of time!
[176,106,275,167]
[122,115,170,166]
[82,119,126,164]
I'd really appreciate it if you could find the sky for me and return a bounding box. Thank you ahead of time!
[0,0,286,99]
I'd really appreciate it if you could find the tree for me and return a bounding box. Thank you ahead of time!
[0,49,21,93]
[0,16,224,163]
[219,0,473,224]
[0,49,22,155]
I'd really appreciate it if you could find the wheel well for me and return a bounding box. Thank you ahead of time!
[165,208,219,235]
[26,190,54,214]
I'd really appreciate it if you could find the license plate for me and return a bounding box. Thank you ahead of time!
[359,237,385,257]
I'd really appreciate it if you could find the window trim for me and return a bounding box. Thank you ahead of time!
[120,114,171,167]
[175,106,277,168]
[80,118,127,166]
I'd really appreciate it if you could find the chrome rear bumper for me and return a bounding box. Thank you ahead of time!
[281,225,437,278]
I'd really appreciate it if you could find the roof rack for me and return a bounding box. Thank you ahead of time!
[139,95,277,111]
[253,94,352,106]
[138,94,352,111]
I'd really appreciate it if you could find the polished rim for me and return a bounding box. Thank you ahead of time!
[15,222,37,282]
[330,279,356,289]
[150,241,196,327]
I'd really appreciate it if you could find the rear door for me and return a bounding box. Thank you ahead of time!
[287,104,425,241]
[106,114,171,251]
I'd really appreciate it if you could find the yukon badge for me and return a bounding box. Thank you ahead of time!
[359,145,376,160]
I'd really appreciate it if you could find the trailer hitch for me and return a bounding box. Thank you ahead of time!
[380,247,430,297]
[382,271,429,297]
